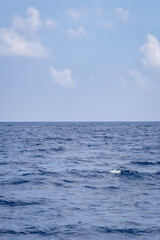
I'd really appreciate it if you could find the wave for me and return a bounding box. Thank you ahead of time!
[68,169,109,179]
[0,199,42,207]
[104,135,113,140]
[0,225,76,236]
[50,147,65,152]
[1,226,160,237]
[32,154,44,158]
[63,179,75,183]
[0,228,57,236]
[109,168,160,180]
[95,226,160,235]
[45,136,73,142]
[39,169,61,177]
[21,146,65,154]
[0,229,18,235]
[0,161,28,166]
[110,169,144,179]
[0,161,8,165]
[53,182,63,187]
[110,169,121,174]
[131,161,160,166]
[68,168,155,180]
[84,185,97,189]
[0,180,30,185]
[68,168,145,179]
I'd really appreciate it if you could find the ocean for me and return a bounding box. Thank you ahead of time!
[0,122,160,240]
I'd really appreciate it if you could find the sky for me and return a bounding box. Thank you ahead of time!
[0,0,160,121]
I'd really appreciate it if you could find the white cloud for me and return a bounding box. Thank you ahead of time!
[93,6,104,16]
[116,7,129,22]
[0,7,51,58]
[12,7,41,34]
[66,8,81,21]
[49,66,74,88]
[67,27,87,38]
[0,28,48,57]
[45,19,58,29]
[101,21,115,30]
[140,34,160,68]
[119,75,128,86]
[129,70,149,89]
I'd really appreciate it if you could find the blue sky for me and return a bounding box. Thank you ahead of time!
[0,0,160,121]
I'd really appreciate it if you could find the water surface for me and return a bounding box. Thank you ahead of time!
[0,122,160,239]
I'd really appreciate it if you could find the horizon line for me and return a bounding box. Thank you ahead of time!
[0,120,160,123]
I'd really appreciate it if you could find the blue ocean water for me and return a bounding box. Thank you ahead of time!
[0,122,160,240]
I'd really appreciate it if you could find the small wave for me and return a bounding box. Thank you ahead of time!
[0,228,57,236]
[0,180,30,185]
[87,144,98,148]
[65,137,73,142]
[44,137,55,141]
[95,226,160,235]
[37,148,46,152]
[32,154,44,158]
[0,161,8,165]
[142,146,160,151]
[0,161,28,166]
[63,179,75,183]
[39,169,61,177]
[27,146,65,154]
[97,226,141,234]
[84,185,97,189]
[0,226,76,236]
[119,169,142,178]
[45,136,73,142]
[53,182,63,187]
[0,229,18,235]
[104,135,113,140]
[131,161,160,166]
[50,147,65,152]
[35,143,42,146]
[110,169,121,174]
[22,148,47,153]
[109,168,160,180]
[22,172,35,176]
[109,169,143,179]
[103,186,120,190]
[69,169,106,179]
[0,199,41,207]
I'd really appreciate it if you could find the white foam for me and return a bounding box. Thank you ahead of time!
[110,169,121,174]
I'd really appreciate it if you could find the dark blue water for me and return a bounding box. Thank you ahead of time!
[0,122,160,240]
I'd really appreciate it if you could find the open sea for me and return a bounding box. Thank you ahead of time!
[0,122,160,240]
